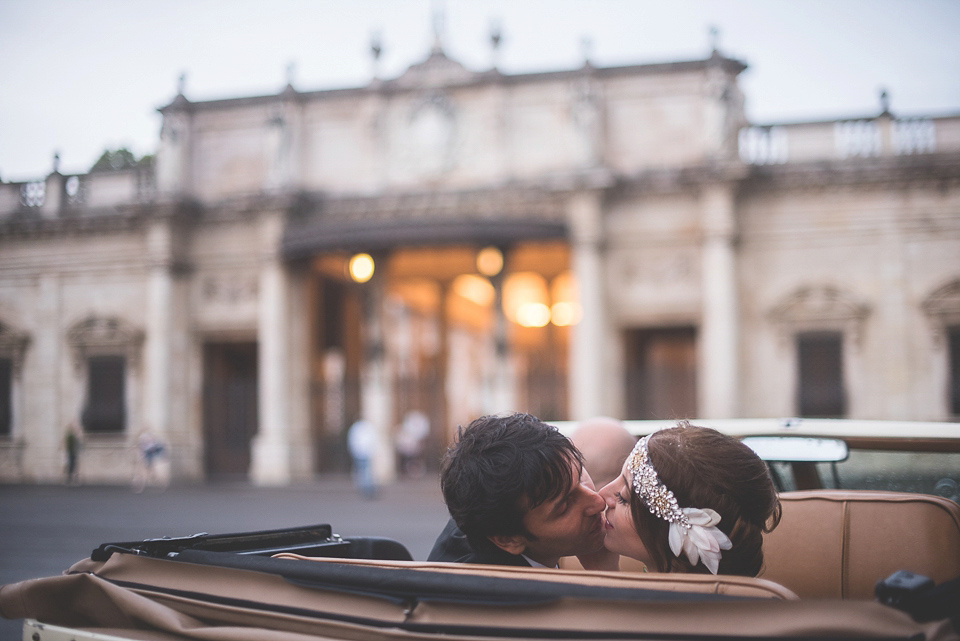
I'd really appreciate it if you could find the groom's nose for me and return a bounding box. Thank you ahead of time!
[582,485,605,515]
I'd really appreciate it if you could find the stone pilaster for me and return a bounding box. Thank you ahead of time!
[698,184,739,418]
[358,254,395,483]
[567,191,606,419]
[251,212,291,485]
[143,219,174,442]
[489,263,515,413]
[22,274,62,480]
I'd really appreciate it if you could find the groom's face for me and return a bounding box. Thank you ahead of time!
[509,460,607,566]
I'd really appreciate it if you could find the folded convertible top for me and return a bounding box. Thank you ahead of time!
[174,548,748,606]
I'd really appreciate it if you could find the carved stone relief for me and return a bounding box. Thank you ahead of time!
[400,91,458,177]
[202,273,259,305]
[620,249,696,287]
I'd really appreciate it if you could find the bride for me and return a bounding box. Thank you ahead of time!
[589,421,781,576]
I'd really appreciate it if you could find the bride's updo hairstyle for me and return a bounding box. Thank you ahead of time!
[629,421,781,576]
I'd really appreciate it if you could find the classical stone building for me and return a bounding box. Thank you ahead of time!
[1,42,959,484]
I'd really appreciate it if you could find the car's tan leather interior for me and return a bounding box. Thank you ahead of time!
[762,490,960,599]
[7,552,952,641]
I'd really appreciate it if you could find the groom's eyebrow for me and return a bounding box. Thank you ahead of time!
[549,468,581,516]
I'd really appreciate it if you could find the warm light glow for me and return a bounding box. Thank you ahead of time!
[476,246,504,277]
[550,301,580,326]
[550,271,581,326]
[349,253,375,283]
[452,274,495,307]
[503,272,549,326]
[516,302,551,327]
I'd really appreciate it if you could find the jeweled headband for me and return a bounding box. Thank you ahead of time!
[626,434,732,574]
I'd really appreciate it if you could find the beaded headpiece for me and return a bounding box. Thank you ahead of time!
[626,434,732,574]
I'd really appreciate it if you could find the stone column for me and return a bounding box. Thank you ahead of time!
[144,219,174,444]
[251,212,291,485]
[567,191,606,419]
[698,184,739,418]
[489,264,515,413]
[358,254,395,484]
[24,274,61,480]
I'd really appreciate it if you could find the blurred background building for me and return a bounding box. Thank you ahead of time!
[1,33,959,484]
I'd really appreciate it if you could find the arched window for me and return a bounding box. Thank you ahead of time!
[922,280,960,418]
[66,316,143,434]
[0,321,29,438]
[769,286,869,419]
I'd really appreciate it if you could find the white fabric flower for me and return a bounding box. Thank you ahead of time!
[667,508,732,574]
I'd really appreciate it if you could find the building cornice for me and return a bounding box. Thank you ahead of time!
[0,198,200,241]
[157,56,746,114]
[740,153,960,192]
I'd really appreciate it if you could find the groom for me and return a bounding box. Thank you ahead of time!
[427,412,607,568]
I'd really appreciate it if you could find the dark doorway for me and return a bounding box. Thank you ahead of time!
[203,342,258,479]
[0,358,11,436]
[624,327,697,420]
[796,331,846,418]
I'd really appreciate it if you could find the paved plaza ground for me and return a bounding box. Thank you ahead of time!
[0,475,451,640]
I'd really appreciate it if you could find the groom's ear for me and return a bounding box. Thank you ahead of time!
[488,534,528,555]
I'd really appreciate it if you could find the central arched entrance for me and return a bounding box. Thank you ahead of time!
[304,239,574,473]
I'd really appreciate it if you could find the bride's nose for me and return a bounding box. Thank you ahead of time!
[598,481,618,507]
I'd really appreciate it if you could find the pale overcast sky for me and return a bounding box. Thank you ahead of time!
[1,0,958,181]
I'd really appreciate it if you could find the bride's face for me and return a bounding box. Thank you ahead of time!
[598,459,652,567]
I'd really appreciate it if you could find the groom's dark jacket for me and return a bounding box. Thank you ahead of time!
[427,518,531,567]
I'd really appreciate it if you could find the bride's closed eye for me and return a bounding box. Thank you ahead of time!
[614,491,628,505]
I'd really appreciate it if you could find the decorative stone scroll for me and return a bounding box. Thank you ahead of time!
[768,285,870,347]
[0,321,30,374]
[66,316,144,372]
[202,273,259,304]
[922,279,960,346]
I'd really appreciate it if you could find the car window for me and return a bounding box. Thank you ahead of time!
[770,451,960,503]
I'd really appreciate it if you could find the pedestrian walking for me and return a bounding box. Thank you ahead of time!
[63,422,82,485]
[347,418,379,499]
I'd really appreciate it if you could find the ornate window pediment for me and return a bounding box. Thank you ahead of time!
[66,316,143,371]
[0,321,30,374]
[922,279,960,345]
[768,286,870,345]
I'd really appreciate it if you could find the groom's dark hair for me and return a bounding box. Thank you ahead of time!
[439,412,582,550]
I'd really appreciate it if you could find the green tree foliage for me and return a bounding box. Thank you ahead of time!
[91,148,139,172]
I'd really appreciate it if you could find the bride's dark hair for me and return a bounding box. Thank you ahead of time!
[628,421,781,576]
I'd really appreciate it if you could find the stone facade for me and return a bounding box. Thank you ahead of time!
[1,45,958,484]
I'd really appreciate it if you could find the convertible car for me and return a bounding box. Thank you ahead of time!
[3,419,959,641]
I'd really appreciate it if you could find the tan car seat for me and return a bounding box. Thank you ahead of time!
[762,490,960,599]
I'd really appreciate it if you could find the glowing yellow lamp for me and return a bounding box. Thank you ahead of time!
[348,253,375,283]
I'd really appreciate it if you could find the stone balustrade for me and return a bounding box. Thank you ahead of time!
[739,114,960,165]
[0,166,152,219]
